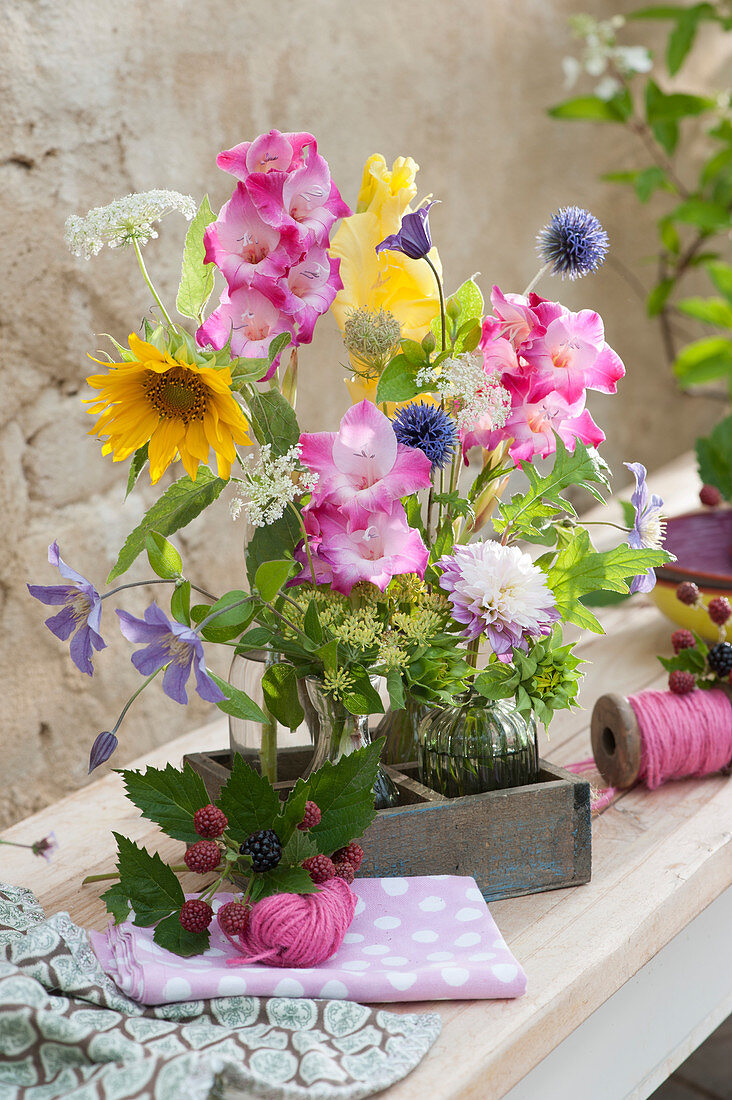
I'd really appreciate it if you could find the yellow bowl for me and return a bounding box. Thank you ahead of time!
[651,509,732,642]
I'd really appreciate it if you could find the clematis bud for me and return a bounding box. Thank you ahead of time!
[375,201,438,261]
[88,730,118,773]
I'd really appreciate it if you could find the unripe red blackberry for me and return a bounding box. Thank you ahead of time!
[708,597,731,625]
[332,842,364,870]
[303,855,335,884]
[297,801,322,830]
[671,629,695,654]
[183,840,221,874]
[668,670,695,695]
[179,899,213,933]
[217,901,250,937]
[333,861,355,884]
[699,484,722,507]
[676,581,700,606]
[193,804,228,838]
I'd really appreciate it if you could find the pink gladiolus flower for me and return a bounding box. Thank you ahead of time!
[203,184,302,289]
[481,375,605,463]
[489,286,545,349]
[247,151,351,248]
[480,333,522,380]
[217,129,317,180]
[260,249,343,344]
[291,504,429,594]
[521,301,625,404]
[197,283,297,370]
[299,400,432,521]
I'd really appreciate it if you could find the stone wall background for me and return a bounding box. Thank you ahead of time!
[1,0,727,827]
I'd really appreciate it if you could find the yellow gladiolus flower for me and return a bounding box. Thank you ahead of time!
[85,334,251,483]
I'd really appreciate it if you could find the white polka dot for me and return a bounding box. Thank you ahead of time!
[456,907,482,922]
[469,952,496,963]
[343,932,364,943]
[386,972,417,991]
[162,976,192,1000]
[362,944,389,955]
[419,896,446,913]
[382,956,408,967]
[492,938,506,949]
[274,978,304,997]
[206,947,226,957]
[455,933,481,948]
[374,915,401,930]
[342,960,369,972]
[412,930,439,943]
[216,974,247,996]
[492,963,518,983]
[427,951,454,962]
[320,980,348,999]
[465,887,483,902]
[441,967,470,987]
[354,897,366,915]
[381,878,409,896]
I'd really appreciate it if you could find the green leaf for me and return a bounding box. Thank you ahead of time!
[245,510,302,589]
[646,80,713,124]
[547,529,670,631]
[401,339,427,366]
[255,560,294,602]
[431,277,484,350]
[262,662,304,730]
[229,357,272,387]
[676,297,732,328]
[119,763,211,844]
[695,414,732,499]
[248,864,318,904]
[101,882,131,924]
[218,754,282,840]
[153,911,209,957]
[652,120,679,156]
[112,832,185,926]
[634,165,672,202]
[667,7,703,74]
[548,93,630,122]
[473,664,517,701]
[145,531,183,580]
[125,444,149,499]
[208,671,268,725]
[247,390,300,456]
[303,601,323,645]
[108,467,227,582]
[235,626,277,651]
[199,591,255,642]
[275,779,311,848]
[267,332,292,365]
[176,195,216,323]
[307,740,382,853]
[660,218,681,254]
[647,278,675,317]
[674,336,732,386]
[386,668,405,711]
[281,826,317,864]
[342,667,385,716]
[170,580,191,626]
[375,355,420,404]
[706,262,732,303]
[670,199,731,233]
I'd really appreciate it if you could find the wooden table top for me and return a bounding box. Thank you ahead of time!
[2,452,731,1098]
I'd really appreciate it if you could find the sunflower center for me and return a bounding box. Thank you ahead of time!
[144,368,207,424]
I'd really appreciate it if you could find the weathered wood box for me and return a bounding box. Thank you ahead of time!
[186,748,592,902]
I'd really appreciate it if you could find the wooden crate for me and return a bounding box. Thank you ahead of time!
[184,748,591,901]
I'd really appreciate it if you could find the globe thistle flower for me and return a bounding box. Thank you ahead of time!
[65,190,196,259]
[391,402,458,471]
[537,207,609,280]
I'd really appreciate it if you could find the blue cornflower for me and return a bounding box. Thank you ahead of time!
[625,462,666,594]
[537,206,609,280]
[392,402,458,470]
[27,541,106,676]
[375,201,437,261]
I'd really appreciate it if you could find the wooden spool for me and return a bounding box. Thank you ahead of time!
[591,693,642,789]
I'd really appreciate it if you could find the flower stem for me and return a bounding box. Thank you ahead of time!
[424,254,447,352]
[466,636,481,669]
[522,261,551,298]
[289,502,317,586]
[132,238,176,329]
[102,578,218,602]
[82,865,188,884]
[111,667,162,735]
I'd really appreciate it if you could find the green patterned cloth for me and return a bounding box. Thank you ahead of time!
[0,884,440,1100]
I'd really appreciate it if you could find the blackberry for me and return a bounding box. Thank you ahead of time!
[217,901,250,937]
[669,670,695,695]
[671,629,695,654]
[676,582,700,607]
[297,801,322,831]
[303,855,335,884]
[193,804,228,838]
[699,484,722,507]
[179,899,213,933]
[707,642,732,678]
[240,829,282,872]
[708,597,731,626]
[183,840,221,874]
[332,842,364,871]
[333,861,355,884]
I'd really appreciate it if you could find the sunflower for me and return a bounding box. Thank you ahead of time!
[86,333,251,482]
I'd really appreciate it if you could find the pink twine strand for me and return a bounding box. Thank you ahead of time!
[629,687,732,790]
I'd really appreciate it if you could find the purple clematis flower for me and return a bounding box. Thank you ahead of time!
[375,201,438,261]
[27,541,106,676]
[32,833,58,861]
[117,603,226,706]
[625,462,666,594]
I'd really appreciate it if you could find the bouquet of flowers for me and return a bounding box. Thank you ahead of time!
[28,131,672,937]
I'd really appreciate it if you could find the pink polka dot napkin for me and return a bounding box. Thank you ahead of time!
[91,876,526,1005]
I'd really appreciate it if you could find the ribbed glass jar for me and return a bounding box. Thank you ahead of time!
[374,695,430,765]
[418,695,539,797]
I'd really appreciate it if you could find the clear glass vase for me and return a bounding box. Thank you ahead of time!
[374,695,430,765]
[304,678,400,809]
[418,694,539,797]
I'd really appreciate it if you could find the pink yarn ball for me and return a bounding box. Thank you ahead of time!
[226,878,357,969]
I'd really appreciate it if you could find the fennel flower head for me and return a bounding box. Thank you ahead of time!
[65,189,196,259]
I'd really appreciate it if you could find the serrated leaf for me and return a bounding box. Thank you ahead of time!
[306,740,382,853]
[217,753,281,840]
[275,778,311,848]
[170,580,191,625]
[281,827,317,864]
[262,662,304,730]
[101,882,131,924]
[119,763,211,843]
[247,390,299,456]
[176,196,216,323]
[153,911,210,956]
[113,833,184,926]
[126,444,149,499]
[145,531,183,580]
[208,671,268,725]
[248,863,319,904]
[108,467,227,582]
[255,559,294,602]
[375,355,420,404]
[199,591,255,642]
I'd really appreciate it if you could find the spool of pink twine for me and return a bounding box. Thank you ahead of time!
[225,878,357,969]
